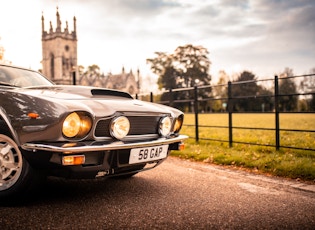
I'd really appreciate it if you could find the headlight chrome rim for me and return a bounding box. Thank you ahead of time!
[110,116,130,140]
[173,115,184,133]
[159,116,172,137]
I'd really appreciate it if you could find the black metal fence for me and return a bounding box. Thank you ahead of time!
[136,74,315,152]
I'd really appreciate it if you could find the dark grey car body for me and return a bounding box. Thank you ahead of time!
[0,64,187,197]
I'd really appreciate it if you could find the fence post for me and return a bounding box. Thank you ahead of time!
[274,75,280,150]
[150,92,153,102]
[169,88,173,107]
[194,86,199,142]
[72,71,76,85]
[228,81,233,148]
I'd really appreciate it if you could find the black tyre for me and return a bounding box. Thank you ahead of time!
[0,134,36,198]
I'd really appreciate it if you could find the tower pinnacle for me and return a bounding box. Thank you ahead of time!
[56,7,62,32]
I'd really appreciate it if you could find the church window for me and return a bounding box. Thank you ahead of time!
[50,53,55,79]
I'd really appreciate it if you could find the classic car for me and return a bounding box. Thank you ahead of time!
[0,64,187,197]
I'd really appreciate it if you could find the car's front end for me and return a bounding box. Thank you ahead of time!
[0,64,187,197]
[21,98,187,179]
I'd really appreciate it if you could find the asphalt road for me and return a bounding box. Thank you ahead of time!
[1,157,315,229]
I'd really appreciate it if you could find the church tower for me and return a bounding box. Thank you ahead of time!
[41,7,77,84]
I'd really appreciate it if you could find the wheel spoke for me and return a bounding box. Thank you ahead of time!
[0,143,12,156]
[0,135,25,193]
[2,161,19,171]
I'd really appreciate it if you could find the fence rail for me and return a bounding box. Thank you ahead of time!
[136,74,315,152]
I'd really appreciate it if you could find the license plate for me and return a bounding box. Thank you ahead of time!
[129,145,169,164]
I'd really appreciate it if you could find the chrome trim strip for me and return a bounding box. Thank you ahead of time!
[123,134,159,141]
[21,135,189,153]
[22,125,48,132]
[93,134,160,141]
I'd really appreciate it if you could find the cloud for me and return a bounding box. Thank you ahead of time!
[1,0,314,81]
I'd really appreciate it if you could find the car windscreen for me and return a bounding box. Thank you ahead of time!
[0,66,54,88]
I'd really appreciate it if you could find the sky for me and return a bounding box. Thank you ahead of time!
[0,0,314,88]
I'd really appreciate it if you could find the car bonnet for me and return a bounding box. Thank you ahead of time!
[17,85,176,115]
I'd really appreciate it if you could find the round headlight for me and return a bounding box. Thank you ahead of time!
[110,116,130,140]
[62,112,92,138]
[159,116,172,137]
[63,112,81,138]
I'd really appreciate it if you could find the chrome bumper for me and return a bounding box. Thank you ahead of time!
[21,135,188,153]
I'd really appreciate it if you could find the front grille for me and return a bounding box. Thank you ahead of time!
[94,119,111,137]
[94,115,162,138]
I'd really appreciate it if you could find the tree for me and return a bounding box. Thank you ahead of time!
[85,64,101,76]
[258,87,274,112]
[78,65,85,76]
[278,68,298,112]
[231,71,259,111]
[231,71,273,112]
[212,70,229,112]
[172,44,211,87]
[147,44,211,111]
[147,44,211,89]
[299,67,315,111]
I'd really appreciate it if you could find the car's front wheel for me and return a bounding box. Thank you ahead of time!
[0,134,36,198]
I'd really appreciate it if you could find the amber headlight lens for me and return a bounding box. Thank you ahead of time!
[173,115,184,133]
[62,112,92,138]
[159,116,172,137]
[110,116,130,140]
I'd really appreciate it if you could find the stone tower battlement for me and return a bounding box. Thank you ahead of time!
[41,7,77,85]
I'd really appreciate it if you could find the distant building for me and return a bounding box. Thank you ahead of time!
[79,67,140,95]
[41,8,140,94]
[41,7,77,85]
[105,67,140,95]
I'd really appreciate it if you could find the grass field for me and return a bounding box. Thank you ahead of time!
[171,113,315,181]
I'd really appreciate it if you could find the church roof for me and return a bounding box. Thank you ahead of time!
[105,71,135,88]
